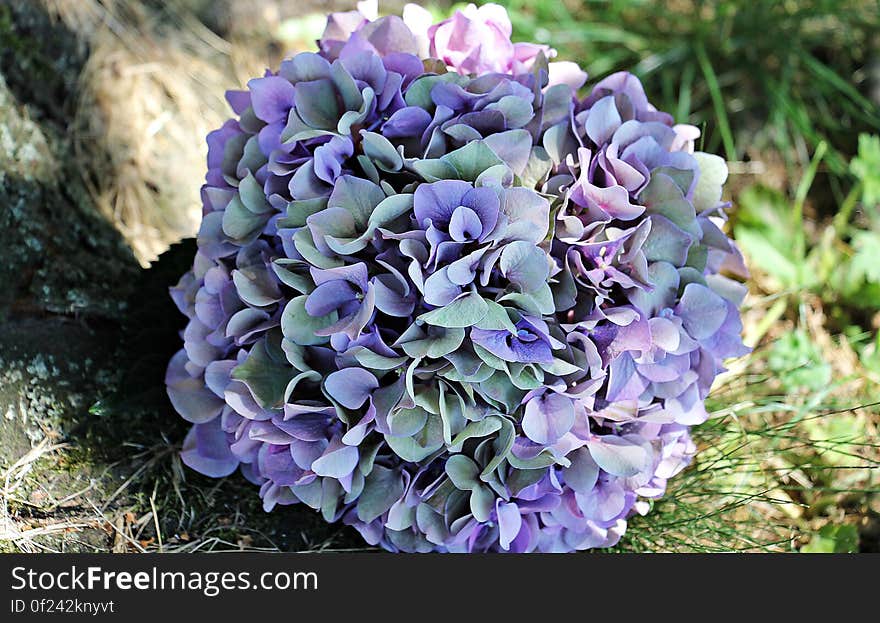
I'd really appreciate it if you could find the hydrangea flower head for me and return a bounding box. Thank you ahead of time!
[167,3,748,552]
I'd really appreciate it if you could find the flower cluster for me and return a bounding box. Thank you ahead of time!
[166,3,748,552]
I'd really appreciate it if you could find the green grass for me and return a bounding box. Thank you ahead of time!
[499,0,879,187]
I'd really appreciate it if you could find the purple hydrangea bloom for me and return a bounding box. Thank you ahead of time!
[167,4,748,553]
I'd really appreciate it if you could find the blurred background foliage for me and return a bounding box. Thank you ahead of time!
[0,0,877,553]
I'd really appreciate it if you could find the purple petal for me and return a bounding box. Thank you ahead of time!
[585,95,622,146]
[225,90,251,115]
[496,501,522,551]
[413,180,471,228]
[290,438,328,470]
[359,16,418,56]
[311,440,359,478]
[181,419,239,478]
[259,445,303,486]
[314,136,354,184]
[249,420,295,444]
[548,61,587,89]
[311,263,370,291]
[563,447,600,493]
[605,353,648,401]
[522,392,575,445]
[306,280,358,316]
[423,267,462,307]
[248,76,296,124]
[510,339,554,365]
[278,408,334,441]
[448,206,484,242]
[204,360,237,398]
[585,436,652,477]
[575,479,627,523]
[446,250,484,286]
[460,187,500,240]
[166,350,225,424]
[382,106,432,138]
[571,181,644,221]
[675,283,728,340]
[324,368,379,409]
